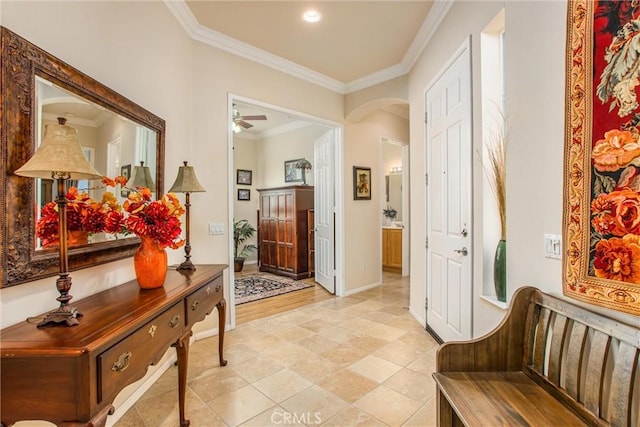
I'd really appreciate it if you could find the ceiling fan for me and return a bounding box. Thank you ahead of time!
[233,106,267,130]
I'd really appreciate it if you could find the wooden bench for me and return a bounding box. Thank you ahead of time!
[433,286,640,426]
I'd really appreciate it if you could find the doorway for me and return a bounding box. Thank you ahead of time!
[381,138,409,277]
[227,94,344,329]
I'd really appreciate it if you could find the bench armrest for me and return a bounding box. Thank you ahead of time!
[436,286,537,372]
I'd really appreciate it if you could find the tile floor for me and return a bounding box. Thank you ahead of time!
[115,272,439,426]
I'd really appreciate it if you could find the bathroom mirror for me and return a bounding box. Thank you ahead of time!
[1,27,166,287]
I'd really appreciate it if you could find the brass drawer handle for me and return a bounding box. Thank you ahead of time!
[215,283,221,292]
[191,300,200,311]
[169,315,181,328]
[206,286,211,296]
[148,325,157,338]
[112,352,132,372]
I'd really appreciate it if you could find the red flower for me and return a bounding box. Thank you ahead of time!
[591,189,640,236]
[123,189,185,249]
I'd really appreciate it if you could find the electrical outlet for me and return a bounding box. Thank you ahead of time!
[209,223,224,235]
[544,234,561,260]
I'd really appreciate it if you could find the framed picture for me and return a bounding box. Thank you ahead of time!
[237,188,250,201]
[563,0,640,315]
[236,169,252,185]
[353,166,371,200]
[120,164,131,197]
[284,158,304,183]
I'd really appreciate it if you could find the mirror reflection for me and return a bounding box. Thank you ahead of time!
[35,77,158,249]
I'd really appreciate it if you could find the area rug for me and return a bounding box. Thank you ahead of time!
[235,273,313,305]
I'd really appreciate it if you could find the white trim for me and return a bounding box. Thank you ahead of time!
[409,306,426,328]
[479,295,508,311]
[344,281,382,296]
[164,0,453,94]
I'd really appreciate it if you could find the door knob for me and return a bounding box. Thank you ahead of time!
[461,227,468,237]
[454,247,468,256]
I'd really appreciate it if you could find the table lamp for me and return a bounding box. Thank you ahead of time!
[14,118,102,327]
[126,160,155,190]
[169,161,206,270]
[295,159,312,185]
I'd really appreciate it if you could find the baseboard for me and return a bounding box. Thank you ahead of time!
[424,323,444,344]
[408,306,426,328]
[344,281,381,296]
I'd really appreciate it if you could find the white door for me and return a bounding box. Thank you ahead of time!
[426,43,472,342]
[314,130,335,293]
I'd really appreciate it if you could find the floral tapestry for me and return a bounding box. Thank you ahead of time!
[564,0,640,315]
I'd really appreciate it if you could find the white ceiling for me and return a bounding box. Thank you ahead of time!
[167,0,451,94]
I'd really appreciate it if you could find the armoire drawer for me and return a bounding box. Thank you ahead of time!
[97,302,184,403]
[185,275,223,327]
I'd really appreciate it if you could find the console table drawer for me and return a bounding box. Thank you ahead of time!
[98,302,184,403]
[186,275,223,327]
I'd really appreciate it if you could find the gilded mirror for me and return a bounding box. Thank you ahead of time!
[1,27,166,287]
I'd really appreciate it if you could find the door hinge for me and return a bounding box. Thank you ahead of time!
[425,173,428,186]
[424,112,428,124]
[425,297,429,310]
[425,237,429,249]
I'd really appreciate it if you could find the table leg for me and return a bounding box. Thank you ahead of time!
[216,299,228,366]
[175,331,192,427]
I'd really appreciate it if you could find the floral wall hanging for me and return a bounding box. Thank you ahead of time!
[563,0,640,315]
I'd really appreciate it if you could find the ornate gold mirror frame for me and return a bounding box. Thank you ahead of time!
[1,27,166,287]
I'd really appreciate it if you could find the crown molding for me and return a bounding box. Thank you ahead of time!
[164,0,453,95]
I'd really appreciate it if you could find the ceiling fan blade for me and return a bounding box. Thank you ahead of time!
[241,115,267,121]
[238,120,253,129]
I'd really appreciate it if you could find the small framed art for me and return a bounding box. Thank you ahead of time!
[284,158,304,183]
[353,166,371,200]
[237,188,250,201]
[120,164,131,197]
[236,169,252,185]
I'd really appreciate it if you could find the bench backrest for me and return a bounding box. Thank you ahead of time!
[523,290,640,426]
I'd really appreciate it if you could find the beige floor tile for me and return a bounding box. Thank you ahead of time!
[321,342,369,367]
[289,353,344,383]
[297,334,341,354]
[252,368,313,403]
[112,407,146,427]
[402,397,437,427]
[342,318,406,342]
[319,369,379,403]
[346,335,389,353]
[354,386,422,426]
[208,384,276,426]
[230,354,283,382]
[405,348,437,377]
[362,310,399,325]
[397,331,438,352]
[316,323,363,343]
[262,341,319,367]
[188,367,249,402]
[243,333,288,353]
[134,388,214,427]
[272,325,317,341]
[321,406,387,427]
[374,341,425,367]
[383,368,436,403]
[348,355,402,383]
[376,305,410,316]
[280,385,348,423]
[276,309,321,325]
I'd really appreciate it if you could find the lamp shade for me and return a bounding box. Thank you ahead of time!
[15,123,102,180]
[169,161,206,193]
[127,161,155,190]
[295,159,312,170]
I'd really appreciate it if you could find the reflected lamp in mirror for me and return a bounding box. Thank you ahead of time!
[127,161,155,191]
[295,159,312,185]
[169,161,206,270]
[14,119,103,327]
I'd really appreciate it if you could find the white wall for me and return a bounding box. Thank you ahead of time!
[233,136,259,263]
[408,0,638,335]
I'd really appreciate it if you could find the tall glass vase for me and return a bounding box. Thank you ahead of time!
[134,236,168,289]
[494,239,507,302]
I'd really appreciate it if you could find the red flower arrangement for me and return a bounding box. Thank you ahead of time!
[36,176,185,250]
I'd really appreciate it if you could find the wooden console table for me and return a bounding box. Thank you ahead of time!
[0,264,228,427]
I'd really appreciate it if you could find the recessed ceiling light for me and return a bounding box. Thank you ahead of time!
[303,10,321,23]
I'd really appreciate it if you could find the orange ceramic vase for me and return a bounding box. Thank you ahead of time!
[134,236,168,289]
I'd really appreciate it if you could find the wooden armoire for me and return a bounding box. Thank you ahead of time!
[257,185,314,279]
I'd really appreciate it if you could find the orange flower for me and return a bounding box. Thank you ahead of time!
[592,189,640,236]
[592,129,640,172]
[593,235,640,283]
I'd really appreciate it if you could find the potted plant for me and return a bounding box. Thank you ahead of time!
[233,219,257,272]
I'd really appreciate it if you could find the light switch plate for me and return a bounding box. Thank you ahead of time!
[544,234,562,260]
[209,223,224,235]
